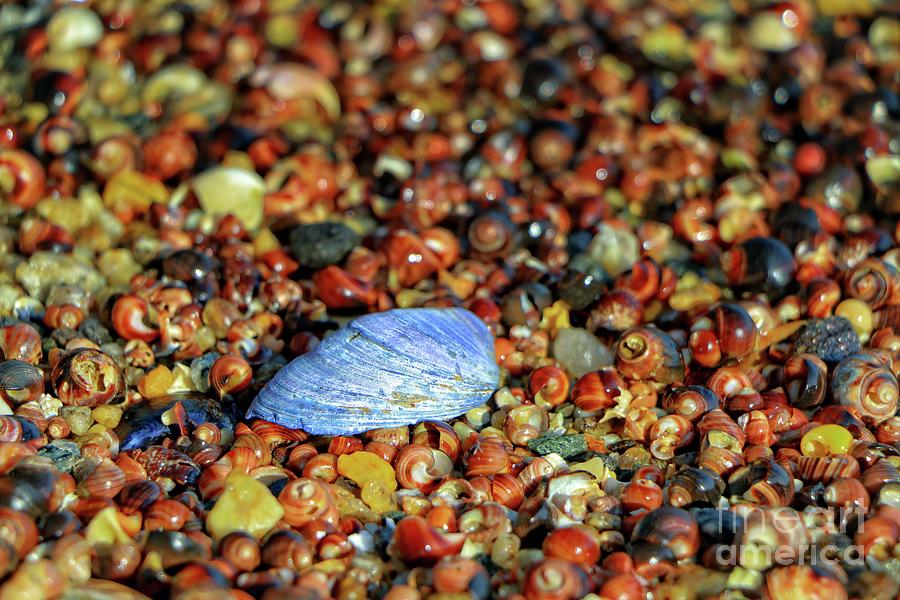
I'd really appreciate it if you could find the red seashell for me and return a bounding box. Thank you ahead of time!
[392,516,466,565]
[573,368,626,413]
[144,498,195,531]
[542,525,601,568]
[0,149,45,210]
[395,444,453,493]
[521,558,590,600]
[209,354,253,397]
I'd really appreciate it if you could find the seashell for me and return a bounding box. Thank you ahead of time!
[117,480,162,515]
[395,444,453,493]
[411,421,460,462]
[667,467,726,508]
[0,360,44,407]
[51,349,124,408]
[522,558,590,600]
[261,530,313,570]
[795,453,861,484]
[831,351,899,426]
[391,515,467,566]
[730,457,795,506]
[631,506,700,561]
[246,308,499,435]
[432,555,490,597]
[662,386,720,422]
[765,565,847,600]
[218,531,261,572]
[615,326,685,384]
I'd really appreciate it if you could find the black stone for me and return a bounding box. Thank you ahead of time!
[793,316,861,364]
[289,222,360,269]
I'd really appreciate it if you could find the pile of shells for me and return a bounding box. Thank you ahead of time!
[0,0,898,599]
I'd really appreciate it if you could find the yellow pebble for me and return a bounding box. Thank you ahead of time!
[92,405,122,428]
[835,299,873,342]
[337,451,398,512]
[540,300,571,337]
[336,451,397,491]
[207,472,284,541]
[800,424,854,457]
[103,170,169,215]
[85,506,132,547]
[137,365,174,399]
[361,480,397,513]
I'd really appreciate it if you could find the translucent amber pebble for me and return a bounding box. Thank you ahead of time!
[97,249,142,287]
[337,451,397,511]
[253,228,281,256]
[361,480,397,513]
[192,166,264,230]
[92,405,122,428]
[570,457,614,483]
[103,170,169,216]
[835,299,873,343]
[800,424,853,457]
[540,300,571,336]
[207,472,284,541]
[85,506,133,546]
[137,365,174,399]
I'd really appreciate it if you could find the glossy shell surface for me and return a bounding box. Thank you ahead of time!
[246,307,499,434]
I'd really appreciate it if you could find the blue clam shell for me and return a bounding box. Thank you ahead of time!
[246,307,500,435]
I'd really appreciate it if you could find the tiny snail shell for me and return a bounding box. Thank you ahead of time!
[411,421,460,462]
[395,444,453,493]
[218,531,261,572]
[209,354,253,397]
[542,525,601,567]
[51,349,124,408]
[615,326,685,383]
[391,515,466,566]
[630,506,700,560]
[521,558,590,600]
[0,360,44,407]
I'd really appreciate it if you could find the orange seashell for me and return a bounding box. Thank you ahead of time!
[391,515,466,565]
[261,530,313,570]
[144,498,195,531]
[521,558,590,600]
[503,405,549,446]
[432,555,488,595]
[631,506,699,561]
[0,324,42,365]
[426,505,458,533]
[542,525,601,567]
[218,531,261,573]
[0,507,38,555]
[572,368,627,413]
[209,354,253,397]
[411,421,459,462]
[51,348,124,408]
[327,436,364,456]
[615,326,684,383]
[490,473,525,510]
[458,502,511,544]
[395,444,452,494]
[528,365,570,407]
[117,480,162,515]
[75,460,126,499]
[621,478,664,513]
[764,565,847,600]
[599,572,644,600]
[278,478,337,528]
[795,453,861,484]
[463,438,509,477]
[302,452,338,483]
[662,386,720,422]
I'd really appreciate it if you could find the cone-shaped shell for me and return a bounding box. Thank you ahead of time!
[246,308,500,435]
